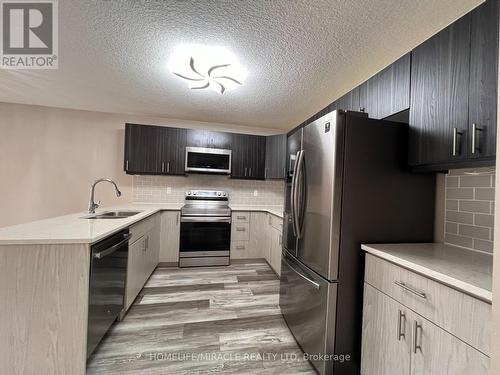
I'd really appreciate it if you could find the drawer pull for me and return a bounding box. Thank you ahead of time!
[397,310,406,341]
[236,246,245,250]
[236,216,247,220]
[394,281,427,299]
[413,321,423,354]
[236,227,246,232]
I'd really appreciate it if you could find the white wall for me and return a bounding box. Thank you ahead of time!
[0,102,283,228]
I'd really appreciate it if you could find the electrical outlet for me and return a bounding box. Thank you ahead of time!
[166,187,172,194]
[253,190,258,197]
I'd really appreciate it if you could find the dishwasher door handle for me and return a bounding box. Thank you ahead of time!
[93,233,132,259]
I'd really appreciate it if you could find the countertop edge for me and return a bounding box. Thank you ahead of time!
[361,244,492,303]
[0,205,283,245]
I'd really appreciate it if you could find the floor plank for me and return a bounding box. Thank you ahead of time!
[86,261,315,374]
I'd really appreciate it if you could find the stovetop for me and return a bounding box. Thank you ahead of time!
[181,190,230,217]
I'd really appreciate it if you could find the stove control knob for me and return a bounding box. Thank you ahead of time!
[187,192,191,195]
[193,192,197,195]
[217,192,221,196]
[223,192,227,196]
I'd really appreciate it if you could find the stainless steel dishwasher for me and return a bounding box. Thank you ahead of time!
[87,229,131,358]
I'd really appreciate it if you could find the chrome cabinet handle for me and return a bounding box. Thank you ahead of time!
[161,162,165,173]
[452,128,463,156]
[397,310,406,341]
[394,281,427,299]
[283,257,320,289]
[167,162,170,173]
[125,160,129,171]
[236,215,246,220]
[413,321,423,354]
[236,227,246,232]
[176,212,179,225]
[244,167,247,177]
[236,245,245,250]
[249,168,252,177]
[471,123,483,155]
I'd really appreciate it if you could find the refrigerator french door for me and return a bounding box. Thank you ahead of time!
[279,110,436,375]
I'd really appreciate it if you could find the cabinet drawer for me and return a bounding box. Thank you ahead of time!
[230,241,250,259]
[232,211,250,223]
[268,213,283,232]
[130,214,155,244]
[365,254,491,355]
[231,222,250,241]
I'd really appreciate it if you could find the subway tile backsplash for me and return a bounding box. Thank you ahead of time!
[133,174,285,207]
[444,168,495,253]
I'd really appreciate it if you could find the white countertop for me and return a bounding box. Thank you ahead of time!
[0,203,283,245]
[229,205,283,218]
[362,243,493,302]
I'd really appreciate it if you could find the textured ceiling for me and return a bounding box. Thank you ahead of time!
[0,0,483,130]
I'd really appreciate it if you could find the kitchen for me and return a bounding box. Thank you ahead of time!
[0,0,499,374]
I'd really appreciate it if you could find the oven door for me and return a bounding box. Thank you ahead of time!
[180,216,231,258]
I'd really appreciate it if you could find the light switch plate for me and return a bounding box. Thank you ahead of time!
[167,187,172,194]
[253,190,258,196]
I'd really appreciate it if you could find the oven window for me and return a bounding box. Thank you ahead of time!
[180,222,231,251]
[187,152,230,171]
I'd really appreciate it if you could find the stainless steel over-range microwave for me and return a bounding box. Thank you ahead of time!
[185,147,232,174]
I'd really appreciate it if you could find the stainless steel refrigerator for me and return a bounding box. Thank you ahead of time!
[279,110,436,375]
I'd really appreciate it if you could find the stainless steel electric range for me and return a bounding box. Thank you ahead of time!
[179,190,231,267]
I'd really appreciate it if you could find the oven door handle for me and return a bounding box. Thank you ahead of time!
[181,216,231,223]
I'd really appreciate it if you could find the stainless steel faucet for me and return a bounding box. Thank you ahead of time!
[88,178,122,214]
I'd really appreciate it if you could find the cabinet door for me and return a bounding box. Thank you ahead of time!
[359,75,380,119]
[159,211,180,263]
[125,236,147,310]
[159,127,186,175]
[269,226,282,275]
[468,0,498,160]
[409,15,471,166]
[186,129,209,148]
[335,86,361,112]
[147,214,160,273]
[124,124,162,174]
[378,53,411,119]
[265,134,286,179]
[206,131,232,149]
[248,135,266,179]
[361,283,411,375]
[230,133,247,178]
[410,314,489,375]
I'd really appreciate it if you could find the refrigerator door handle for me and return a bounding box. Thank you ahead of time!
[290,151,300,236]
[295,150,305,238]
[283,256,320,289]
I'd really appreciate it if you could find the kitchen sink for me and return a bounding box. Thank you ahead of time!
[82,211,142,219]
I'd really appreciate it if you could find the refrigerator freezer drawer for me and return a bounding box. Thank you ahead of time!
[279,251,337,374]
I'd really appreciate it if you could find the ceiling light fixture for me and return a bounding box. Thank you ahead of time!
[169,45,247,94]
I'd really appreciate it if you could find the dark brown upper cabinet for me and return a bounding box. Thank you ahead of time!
[409,0,497,169]
[231,134,266,179]
[359,53,411,120]
[468,0,498,160]
[332,86,361,112]
[124,123,186,175]
[265,134,287,179]
[124,124,162,174]
[186,129,232,149]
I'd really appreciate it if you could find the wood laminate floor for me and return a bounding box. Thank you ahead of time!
[86,260,315,375]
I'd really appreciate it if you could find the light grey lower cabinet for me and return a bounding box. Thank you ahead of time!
[123,214,160,312]
[361,283,411,375]
[230,211,283,276]
[361,255,490,375]
[159,211,180,263]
